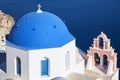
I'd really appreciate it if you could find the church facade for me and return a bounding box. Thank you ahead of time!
[0,5,119,80]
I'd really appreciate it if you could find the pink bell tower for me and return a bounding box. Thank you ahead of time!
[86,32,117,75]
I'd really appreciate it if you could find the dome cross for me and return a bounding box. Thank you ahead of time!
[37,4,43,13]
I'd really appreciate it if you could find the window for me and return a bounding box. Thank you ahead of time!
[16,57,21,76]
[65,52,70,70]
[1,36,4,42]
[41,58,49,76]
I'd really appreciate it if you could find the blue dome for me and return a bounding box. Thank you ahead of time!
[7,12,74,49]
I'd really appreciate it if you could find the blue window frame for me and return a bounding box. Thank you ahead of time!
[41,58,49,76]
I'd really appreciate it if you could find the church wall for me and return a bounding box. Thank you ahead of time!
[6,46,29,80]
[73,58,85,74]
[0,70,8,80]
[28,40,76,80]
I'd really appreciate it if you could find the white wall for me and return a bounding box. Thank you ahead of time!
[0,70,7,80]
[4,39,85,80]
[74,58,84,74]
[111,69,119,80]
[6,46,29,80]
[28,40,76,80]
[66,51,85,75]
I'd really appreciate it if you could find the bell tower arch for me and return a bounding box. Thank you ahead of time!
[86,32,117,75]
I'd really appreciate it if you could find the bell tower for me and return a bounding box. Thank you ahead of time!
[86,32,117,75]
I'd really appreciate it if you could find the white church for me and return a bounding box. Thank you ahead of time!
[0,4,119,80]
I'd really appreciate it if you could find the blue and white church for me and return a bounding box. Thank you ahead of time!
[0,4,119,80]
[0,5,85,80]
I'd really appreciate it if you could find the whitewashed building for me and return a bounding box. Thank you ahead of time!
[0,4,119,80]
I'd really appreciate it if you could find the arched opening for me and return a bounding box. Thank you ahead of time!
[94,53,100,65]
[16,57,21,76]
[99,37,104,49]
[41,57,49,76]
[103,55,108,66]
[65,52,70,70]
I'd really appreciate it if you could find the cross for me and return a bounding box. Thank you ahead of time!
[38,4,41,10]
[37,4,42,13]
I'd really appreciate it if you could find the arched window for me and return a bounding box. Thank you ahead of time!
[103,54,108,66]
[99,37,104,49]
[94,53,100,65]
[16,57,21,76]
[65,51,70,70]
[41,58,49,76]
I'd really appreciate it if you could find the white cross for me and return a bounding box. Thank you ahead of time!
[38,4,41,10]
[37,4,43,13]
